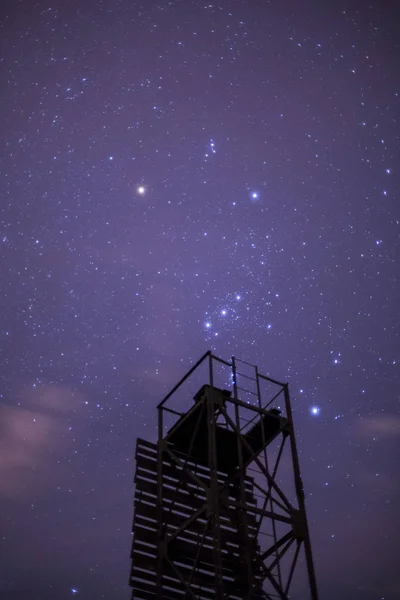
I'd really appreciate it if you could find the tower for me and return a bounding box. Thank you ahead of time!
[129,351,319,599]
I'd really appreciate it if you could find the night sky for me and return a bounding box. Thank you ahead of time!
[1,1,399,599]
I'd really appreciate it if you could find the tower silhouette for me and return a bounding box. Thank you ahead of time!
[129,351,319,599]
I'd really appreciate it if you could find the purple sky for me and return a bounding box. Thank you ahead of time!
[1,1,399,599]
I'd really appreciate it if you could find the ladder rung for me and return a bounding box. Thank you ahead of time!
[236,371,257,382]
[236,386,258,397]
[233,356,257,368]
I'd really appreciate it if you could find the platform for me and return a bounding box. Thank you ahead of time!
[166,385,285,474]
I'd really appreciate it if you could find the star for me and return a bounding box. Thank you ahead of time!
[2,2,399,598]
[136,185,147,195]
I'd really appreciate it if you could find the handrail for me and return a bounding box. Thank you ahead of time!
[157,351,210,408]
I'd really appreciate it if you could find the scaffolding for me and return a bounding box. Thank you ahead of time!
[129,351,319,599]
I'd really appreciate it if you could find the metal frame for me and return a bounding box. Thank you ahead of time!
[129,351,319,599]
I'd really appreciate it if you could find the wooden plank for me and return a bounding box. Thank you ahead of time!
[133,474,258,523]
[131,535,249,576]
[130,564,266,600]
[135,472,257,514]
[137,438,159,451]
[167,538,257,573]
[132,520,244,553]
[135,450,255,492]
[136,443,255,490]
[136,441,255,485]
[131,585,181,600]
[135,475,258,518]
[133,495,258,530]
[135,476,208,512]
[132,511,259,545]
[132,511,257,548]
[130,569,219,600]
[131,578,184,600]
[131,561,229,599]
[130,541,257,579]
[133,497,258,535]
[134,461,257,506]
[131,551,258,596]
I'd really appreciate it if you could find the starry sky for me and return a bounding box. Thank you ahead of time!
[1,1,399,599]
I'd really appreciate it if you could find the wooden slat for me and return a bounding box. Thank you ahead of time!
[130,551,259,596]
[133,520,246,553]
[135,449,255,492]
[132,500,258,539]
[130,570,220,600]
[136,440,256,486]
[135,476,208,512]
[131,582,182,600]
[135,442,253,488]
[131,534,251,576]
[133,469,258,520]
[133,495,258,530]
[134,462,257,507]
[131,577,185,600]
[131,576,220,600]
[130,565,266,600]
[132,510,257,548]
[134,476,259,520]
[167,538,258,573]
[130,540,260,578]
[137,438,158,451]
[135,458,256,498]
[132,439,266,598]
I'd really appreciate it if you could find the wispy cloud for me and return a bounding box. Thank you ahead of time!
[0,385,83,498]
[357,414,400,437]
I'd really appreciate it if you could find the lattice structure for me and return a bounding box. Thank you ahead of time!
[129,352,319,600]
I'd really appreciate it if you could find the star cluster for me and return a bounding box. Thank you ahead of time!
[1,1,399,599]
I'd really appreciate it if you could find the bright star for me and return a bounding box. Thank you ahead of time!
[137,185,146,195]
[71,589,79,595]
[310,406,320,416]
[205,322,211,329]
[221,309,227,316]
[235,294,241,301]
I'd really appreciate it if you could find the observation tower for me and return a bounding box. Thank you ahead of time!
[129,351,319,599]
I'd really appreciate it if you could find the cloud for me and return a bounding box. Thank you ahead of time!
[0,384,83,498]
[357,414,400,437]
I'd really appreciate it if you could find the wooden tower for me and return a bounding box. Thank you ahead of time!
[129,351,319,600]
